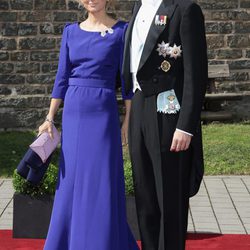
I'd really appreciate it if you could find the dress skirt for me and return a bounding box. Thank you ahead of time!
[43,78,138,250]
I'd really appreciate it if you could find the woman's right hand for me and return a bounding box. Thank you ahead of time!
[38,120,54,139]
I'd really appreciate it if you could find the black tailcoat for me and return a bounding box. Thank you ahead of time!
[122,0,208,197]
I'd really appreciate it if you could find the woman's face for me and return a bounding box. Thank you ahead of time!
[81,0,107,13]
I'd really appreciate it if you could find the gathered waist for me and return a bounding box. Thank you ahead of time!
[68,77,115,90]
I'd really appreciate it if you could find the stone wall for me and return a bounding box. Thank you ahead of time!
[0,0,250,130]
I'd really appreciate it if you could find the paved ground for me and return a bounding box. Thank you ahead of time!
[1,176,250,234]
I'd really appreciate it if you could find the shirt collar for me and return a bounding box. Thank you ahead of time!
[141,0,162,7]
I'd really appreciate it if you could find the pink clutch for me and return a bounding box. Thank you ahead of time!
[29,124,61,163]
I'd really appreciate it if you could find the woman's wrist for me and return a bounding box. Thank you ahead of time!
[45,114,55,124]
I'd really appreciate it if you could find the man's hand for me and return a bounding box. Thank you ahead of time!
[170,130,192,152]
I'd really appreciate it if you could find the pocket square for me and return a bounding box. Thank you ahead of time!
[157,89,180,114]
[29,124,61,163]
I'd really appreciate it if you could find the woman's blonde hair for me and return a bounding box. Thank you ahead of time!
[76,0,117,18]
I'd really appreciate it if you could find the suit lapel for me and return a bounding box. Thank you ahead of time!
[137,0,177,72]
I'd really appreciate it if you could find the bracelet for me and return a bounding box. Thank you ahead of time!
[45,116,55,124]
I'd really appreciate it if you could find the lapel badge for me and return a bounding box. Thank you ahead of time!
[155,15,167,26]
[160,60,171,72]
[156,41,171,58]
[169,44,182,59]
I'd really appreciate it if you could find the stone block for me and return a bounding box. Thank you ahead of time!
[30,51,59,61]
[0,108,47,129]
[41,63,58,73]
[67,0,83,10]
[198,0,238,10]
[10,0,33,10]
[53,11,77,22]
[229,60,250,70]
[0,52,9,60]
[10,51,29,61]
[35,0,66,10]
[0,96,50,108]
[211,10,250,21]
[205,22,218,34]
[206,35,225,49]
[19,38,56,50]
[12,85,46,95]
[0,23,18,36]
[0,86,11,95]
[218,22,233,33]
[18,23,38,36]
[227,34,250,48]
[15,62,40,74]
[235,22,250,33]
[39,23,54,34]
[18,11,52,22]
[0,0,9,10]
[0,63,14,73]
[217,49,242,59]
[240,1,250,8]
[0,38,16,50]
[26,74,55,85]
[0,74,25,84]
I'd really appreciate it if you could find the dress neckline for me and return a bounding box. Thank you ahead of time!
[77,20,121,33]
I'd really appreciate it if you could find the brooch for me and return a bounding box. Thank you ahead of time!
[155,15,167,26]
[157,89,181,114]
[100,28,114,37]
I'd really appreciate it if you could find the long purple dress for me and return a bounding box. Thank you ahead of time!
[43,21,139,250]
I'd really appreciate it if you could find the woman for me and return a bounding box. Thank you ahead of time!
[39,0,139,249]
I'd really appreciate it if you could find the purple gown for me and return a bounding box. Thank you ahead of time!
[43,21,139,250]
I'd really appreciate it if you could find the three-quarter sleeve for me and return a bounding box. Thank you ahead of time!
[51,23,72,100]
[119,22,133,100]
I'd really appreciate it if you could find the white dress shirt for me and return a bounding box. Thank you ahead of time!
[130,0,193,137]
[130,0,162,92]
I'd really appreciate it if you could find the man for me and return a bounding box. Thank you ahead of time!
[122,0,208,249]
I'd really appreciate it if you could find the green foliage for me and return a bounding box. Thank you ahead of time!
[123,148,134,195]
[202,123,250,175]
[4,123,250,197]
[12,163,58,197]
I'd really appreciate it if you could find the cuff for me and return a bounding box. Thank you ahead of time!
[176,128,193,137]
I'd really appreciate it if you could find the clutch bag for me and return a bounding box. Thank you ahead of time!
[29,124,61,163]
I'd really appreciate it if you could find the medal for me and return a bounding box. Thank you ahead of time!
[169,44,182,59]
[157,89,181,114]
[160,60,171,72]
[156,41,171,58]
[156,41,182,61]
[155,15,167,26]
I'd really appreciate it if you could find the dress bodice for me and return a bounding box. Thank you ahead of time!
[51,20,133,100]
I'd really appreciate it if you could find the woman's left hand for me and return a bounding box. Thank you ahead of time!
[121,119,129,146]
